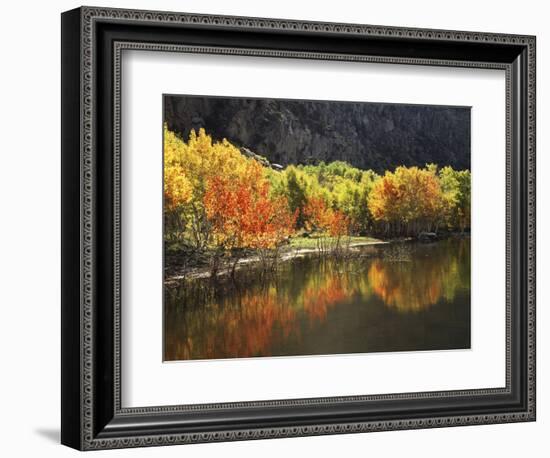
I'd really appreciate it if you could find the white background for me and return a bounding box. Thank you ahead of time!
[123,52,505,407]
[0,0,546,457]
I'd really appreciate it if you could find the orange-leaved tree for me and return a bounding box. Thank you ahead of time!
[303,196,350,253]
[204,161,297,273]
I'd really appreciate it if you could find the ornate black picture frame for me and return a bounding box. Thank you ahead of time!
[61,6,536,450]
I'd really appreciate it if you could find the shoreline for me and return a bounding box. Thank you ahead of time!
[165,239,391,284]
[164,234,469,284]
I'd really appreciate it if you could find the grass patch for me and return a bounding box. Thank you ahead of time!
[288,235,382,250]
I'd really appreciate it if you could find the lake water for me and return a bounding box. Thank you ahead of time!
[164,238,470,361]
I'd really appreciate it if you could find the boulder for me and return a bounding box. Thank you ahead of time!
[418,232,438,243]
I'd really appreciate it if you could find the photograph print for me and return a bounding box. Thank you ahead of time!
[163,95,471,361]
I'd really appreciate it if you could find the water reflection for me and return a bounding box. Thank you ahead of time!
[368,240,470,312]
[164,238,471,360]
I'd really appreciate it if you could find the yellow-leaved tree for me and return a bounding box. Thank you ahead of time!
[163,126,255,248]
[368,166,445,236]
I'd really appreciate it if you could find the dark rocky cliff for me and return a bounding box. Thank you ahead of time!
[164,95,470,172]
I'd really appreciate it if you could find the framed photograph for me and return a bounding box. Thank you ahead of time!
[61,6,536,450]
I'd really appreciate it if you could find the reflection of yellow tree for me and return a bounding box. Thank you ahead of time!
[368,260,441,312]
[367,241,467,312]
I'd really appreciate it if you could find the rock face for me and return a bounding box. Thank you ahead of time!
[164,95,470,172]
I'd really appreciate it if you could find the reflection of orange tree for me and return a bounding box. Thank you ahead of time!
[165,285,299,360]
[165,261,375,360]
[367,243,465,312]
[289,261,374,325]
[303,275,348,322]
[213,288,298,357]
